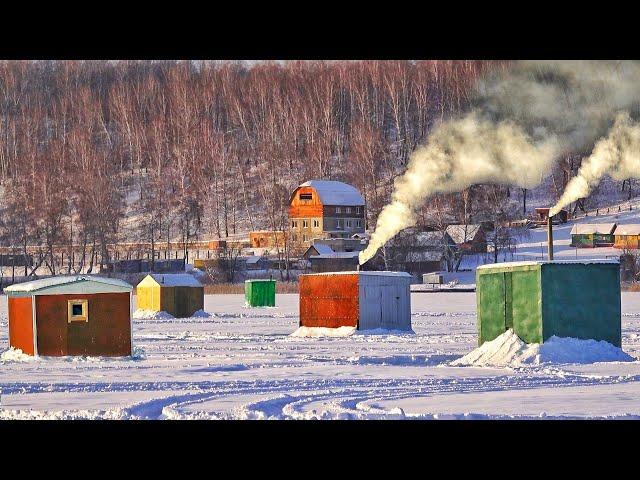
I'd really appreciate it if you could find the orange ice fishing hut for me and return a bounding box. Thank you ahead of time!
[5,275,133,357]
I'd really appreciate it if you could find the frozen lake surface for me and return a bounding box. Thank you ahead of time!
[2,292,640,419]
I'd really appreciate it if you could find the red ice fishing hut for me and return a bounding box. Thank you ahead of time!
[299,271,412,331]
[4,275,133,356]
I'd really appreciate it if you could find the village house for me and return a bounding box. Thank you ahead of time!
[570,223,617,248]
[614,224,640,249]
[289,180,366,248]
[534,207,569,225]
[445,224,487,253]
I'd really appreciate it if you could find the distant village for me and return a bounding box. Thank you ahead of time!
[3,177,640,289]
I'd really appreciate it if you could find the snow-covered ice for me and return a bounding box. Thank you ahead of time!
[2,292,640,419]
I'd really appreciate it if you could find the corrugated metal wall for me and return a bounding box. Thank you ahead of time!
[358,274,411,331]
[477,262,621,347]
[541,263,621,347]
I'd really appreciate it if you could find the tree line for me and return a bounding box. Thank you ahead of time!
[0,60,509,277]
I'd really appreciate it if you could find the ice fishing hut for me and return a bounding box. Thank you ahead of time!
[298,271,412,331]
[245,279,276,307]
[4,275,133,356]
[136,273,204,318]
[476,260,621,347]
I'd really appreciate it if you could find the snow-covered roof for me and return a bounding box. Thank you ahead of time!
[477,259,620,271]
[312,251,360,259]
[445,224,482,244]
[614,224,640,235]
[146,274,202,287]
[308,244,335,255]
[4,275,133,296]
[244,256,264,265]
[297,180,365,206]
[570,223,616,235]
[303,271,412,277]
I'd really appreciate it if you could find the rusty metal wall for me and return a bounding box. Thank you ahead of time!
[299,273,359,328]
[35,293,131,356]
[8,296,34,355]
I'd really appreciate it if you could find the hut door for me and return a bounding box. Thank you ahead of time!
[503,272,513,330]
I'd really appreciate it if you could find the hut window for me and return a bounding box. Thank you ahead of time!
[68,299,88,323]
[300,193,313,201]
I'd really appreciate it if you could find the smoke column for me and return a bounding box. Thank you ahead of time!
[359,61,640,265]
[549,112,640,216]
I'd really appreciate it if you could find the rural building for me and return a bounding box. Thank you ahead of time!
[4,275,133,356]
[249,230,286,249]
[289,180,365,247]
[381,229,451,273]
[614,224,640,249]
[308,251,360,273]
[302,243,336,259]
[313,237,365,253]
[570,223,616,248]
[245,279,276,307]
[244,255,271,271]
[299,271,412,331]
[445,224,487,253]
[102,258,185,274]
[535,207,568,225]
[476,260,621,347]
[136,273,204,318]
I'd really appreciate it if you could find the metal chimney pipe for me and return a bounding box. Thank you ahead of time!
[547,214,554,261]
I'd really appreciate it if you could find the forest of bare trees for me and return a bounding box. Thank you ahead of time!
[0,59,516,276]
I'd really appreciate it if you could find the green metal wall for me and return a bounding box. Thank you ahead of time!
[245,280,276,307]
[477,264,542,345]
[571,234,594,247]
[541,263,621,347]
[477,262,620,347]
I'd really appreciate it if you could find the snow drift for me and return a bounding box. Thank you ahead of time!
[452,329,634,367]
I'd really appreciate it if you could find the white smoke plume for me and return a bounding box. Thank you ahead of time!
[359,61,640,265]
[549,112,640,217]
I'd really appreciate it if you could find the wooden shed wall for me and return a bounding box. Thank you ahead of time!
[35,292,131,356]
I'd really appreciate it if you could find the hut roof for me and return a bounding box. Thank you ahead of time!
[4,275,133,296]
[445,224,482,244]
[614,224,640,235]
[297,180,365,206]
[570,223,617,235]
[478,259,620,271]
[146,274,202,287]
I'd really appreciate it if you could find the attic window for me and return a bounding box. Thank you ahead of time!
[300,193,313,201]
[68,299,88,323]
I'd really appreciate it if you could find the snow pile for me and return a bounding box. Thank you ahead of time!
[353,328,415,336]
[452,329,634,367]
[132,309,174,320]
[290,326,357,337]
[190,310,211,318]
[1,348,36,363]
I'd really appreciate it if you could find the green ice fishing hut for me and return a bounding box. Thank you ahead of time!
[245,279,276,307]
[476,260,621,347]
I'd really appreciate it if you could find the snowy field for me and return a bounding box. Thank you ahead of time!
[3,293,640,419]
